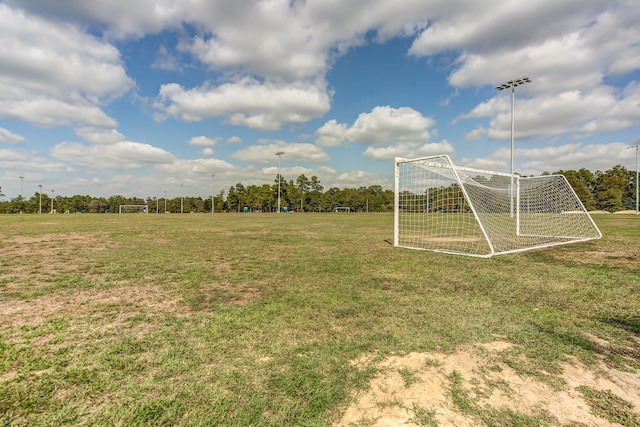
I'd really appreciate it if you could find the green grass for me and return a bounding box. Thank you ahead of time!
[577,385,640,426]
[0,213,639,425]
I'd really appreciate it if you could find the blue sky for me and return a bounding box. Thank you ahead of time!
[1,0,639,200]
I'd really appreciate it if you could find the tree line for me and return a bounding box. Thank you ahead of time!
[0,174,393,214]
[0,166,636,214]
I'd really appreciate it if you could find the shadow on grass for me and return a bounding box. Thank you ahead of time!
[603,316,640,335]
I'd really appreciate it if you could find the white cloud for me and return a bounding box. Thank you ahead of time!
[75,127,125,144]
[332,170,391,189]
[202,148,214,156]
[314,106,440,161]
[578,82,640,135]
[51,141,175,169]
[315,119,348,147]
[0,148,71,175]
[0,93,118,128]
[0,127,25,144]
[6,0,185,39]
[152,45,184,72]
[155,157,239,177]
[187,136,220,146]
[363,140,456,160]
[0,4,132,127]
[346,106,434,146]
[517,142,635,175]
[226,136,243,144]
[155,78,331,130]
[458,141,636,177]
[458,87,625,142]
[233,142,329,164]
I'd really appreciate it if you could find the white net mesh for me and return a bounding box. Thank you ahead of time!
[394,155,601,257]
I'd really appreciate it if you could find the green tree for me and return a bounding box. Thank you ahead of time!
[296,174,311,212]
[307,176,323,212]
[595,165,628,212]
[558,170,596,211]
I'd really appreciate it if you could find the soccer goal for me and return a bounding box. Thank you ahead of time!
[119,204,148,214]
[394,155,601,257]
[334,207,351,212]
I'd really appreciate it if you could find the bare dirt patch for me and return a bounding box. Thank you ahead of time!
[0,285,184,330]
[335,341,640,426]
[0,232,109,291]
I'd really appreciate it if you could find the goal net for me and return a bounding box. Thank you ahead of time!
[334,207,351,212]
[394,155,601,257]
[119,204,148,214]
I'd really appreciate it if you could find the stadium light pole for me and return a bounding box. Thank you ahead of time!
[39,184,42,214]
[180,184,184,214]
[636,145,639,216]
[211,174,215,214]
[630,144,639,215]
[19,176,24,199]
[164,189,167,213]
[50,189,54,213]
[495,77,532,217]
[276,151,285,213]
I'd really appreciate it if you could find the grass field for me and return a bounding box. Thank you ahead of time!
[1,213,639,425]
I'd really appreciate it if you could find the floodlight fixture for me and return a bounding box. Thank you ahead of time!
[495,76,532,216]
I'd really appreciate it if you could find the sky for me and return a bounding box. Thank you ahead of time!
[1,0,639,200]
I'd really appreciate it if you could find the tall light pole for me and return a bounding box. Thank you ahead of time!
[630,144,639,215]
[636,144,638,215]
[496,77,532,216]
[19,176,24,199]
[50,189,54,213]
[164,189,167,213]
[275,152,285,213]
[180,184,184,214]
[39,184,42,214]
[211,174,215,214]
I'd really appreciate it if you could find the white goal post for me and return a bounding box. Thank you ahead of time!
[119,204,148,214]
[394,155,601,257]
[334,207,351,212]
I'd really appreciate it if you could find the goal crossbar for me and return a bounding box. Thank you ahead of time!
[119,204,148,214]
[394,155,601,257]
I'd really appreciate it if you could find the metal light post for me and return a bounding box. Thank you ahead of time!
[630,144,639,215]
[155,196,159,214]
[496,77,532,216]
[275,152,285,213]
[50,189,54,213]
[180,184,184,214]
[19,176,24,199]
[636,145,639,216]
[211,174,215,214]
[39,184,42,214]
[164,190,167,213]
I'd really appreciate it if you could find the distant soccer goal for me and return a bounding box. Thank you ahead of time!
[119,204,148,214]
[394,155,601,257]
[334,207,351,212]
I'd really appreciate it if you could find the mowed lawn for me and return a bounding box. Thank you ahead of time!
[0,213,638,425]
